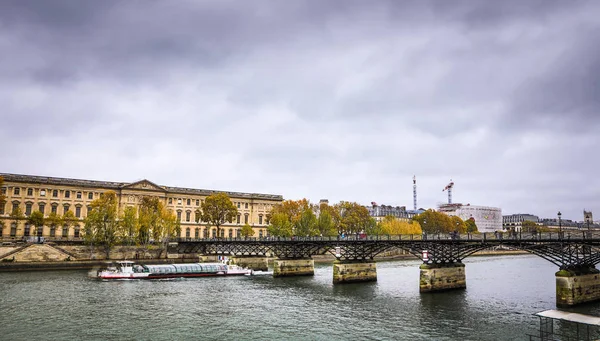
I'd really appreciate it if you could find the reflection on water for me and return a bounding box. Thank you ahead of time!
[1,255,599,341]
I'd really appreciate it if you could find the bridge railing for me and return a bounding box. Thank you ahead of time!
[173,230,600,243]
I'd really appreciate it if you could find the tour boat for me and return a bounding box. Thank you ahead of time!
[245,270,274,276]
[97,261,250,280]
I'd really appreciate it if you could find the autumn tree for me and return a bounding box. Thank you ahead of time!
[120,206,138,245]
[84,191,120,259]
[201,193,238,239]
[336,201,374,235]
[10,206,25,238]
[157,208,180,257]
[0,176,5,215]
[450,216,467,233]
[316,210,337,237]
[295,207,318,236]
[241,223,254,238]
[27,210,45,242]
[465,218,478,233]
[62,210,77,238]
[521,220,539,233]
[379,216,422,235]
[267,212,293,237]
[46,212,64,239]
[138,196,163,247]
[413,209,454,234]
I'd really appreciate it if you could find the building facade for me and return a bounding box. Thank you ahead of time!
[438,203,502,233]
[502,213,539,231]
[0,173,283,240]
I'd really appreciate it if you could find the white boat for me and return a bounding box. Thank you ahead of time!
[97,261,250,280]
[245,270,274,276]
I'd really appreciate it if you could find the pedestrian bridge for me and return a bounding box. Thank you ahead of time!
[169,230,600,307]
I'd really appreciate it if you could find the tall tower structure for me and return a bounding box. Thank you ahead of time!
[413,175,417,210]
[443,179,454,204]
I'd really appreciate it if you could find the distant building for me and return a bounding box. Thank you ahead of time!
[584,210,594,227]
[367,202,419,222]
[438,203,502,233]
[502,213,539,231]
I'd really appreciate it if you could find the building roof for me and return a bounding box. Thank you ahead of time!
[536,310,600,326]
[0,173,283,200]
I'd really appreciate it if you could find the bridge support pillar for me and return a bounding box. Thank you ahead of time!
[233,257,268,271]
[556,268,600,306]
[420,263,466,292]
[273,258,314,277]
[333,260,377,284]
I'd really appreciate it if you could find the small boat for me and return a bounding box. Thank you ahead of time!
[97,261,250,280]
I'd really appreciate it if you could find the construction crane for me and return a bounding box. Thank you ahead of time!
[413,175,417,211]
[443,179,454,204]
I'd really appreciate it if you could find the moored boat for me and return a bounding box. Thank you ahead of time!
[97,261,250,280]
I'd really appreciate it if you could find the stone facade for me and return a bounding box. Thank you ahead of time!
[333,260,377,283]
[556,268,600,306]
[419,263,466,292]
[0,173,283,240]
[273,259,314,277]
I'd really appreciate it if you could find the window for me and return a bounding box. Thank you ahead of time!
[87,206,92,216]
[52,190,58,198]
[244,213,249,224]
[50,226,56,237]
[236,229,241,238]
[237,202,240,209]
[203,229,208,238]
[51,204,58,214]
[0,202,4,215]
[65,191,70,198]
[14,187,20,195]
[186,228,190,238]
[259,214,263,225]
[75,206,81,218]
[10,223,17,237]
[76,192,82,199]
[24,224,30,236]
[88,192,93,200]
[62,226,69,238]
[259,230,263,238]
[40,189,46,197]
[187,199,191,206]
[27,188,33,196]
[186,211,191,222]
[196,199,200,206]
[177,210,182,221]
[74,226,80,238]
[229,229,233,238]
[237,214,240,224]
[64,205,70,215]
[245,203,248,209]
[169,198,173,204]
[39,203,45,215]
[195,228,199,239]
[25,203,32,216]
[12,202,19,214]
[177,199,182,205]
[99,193,103,198]
[211,229,216,238]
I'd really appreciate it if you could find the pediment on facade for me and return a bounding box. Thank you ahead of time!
[0,244,74,262]
[121,180,166,192]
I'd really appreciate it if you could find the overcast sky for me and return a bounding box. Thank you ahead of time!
[1,1,599,221]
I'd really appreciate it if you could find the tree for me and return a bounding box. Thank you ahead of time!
[84,191,120,259]
[138,196,163,248]
[450,216,467,233]
[62,210,77,238]
[200,193,237,239]
[158,208,180,258]
[120,206,138,245]
[413,209,454,234]
[521,220,539,233]
[241,223,254,238]
[27,210,45,242]
[465,218,478,233]
[10,206,25,237]
[379,216,422,235]
[316,210,337,237]
[267,212,293,237]
[0,176,6,215]
[336,201,373,235]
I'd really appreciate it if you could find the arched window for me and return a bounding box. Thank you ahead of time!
[51,203,58,214]
[62,225,69,238]
[52,189,58,198]
[244,213,249,224]
[50,226,56,237]
[10,223,17,237]
[237,214,241,224]
[74,225,80,238]
[63,204,70,215]
[25,202,32,216]
[39,203,46,215]
[24,224,30,236]
[177,210,182,221]
[12,201,20,214]
[185,228,190,238]
[186,211,191,222]
[228,229,233,238]
[259,214,263,225]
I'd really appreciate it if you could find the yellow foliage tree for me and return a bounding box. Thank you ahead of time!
[379,216,422,235]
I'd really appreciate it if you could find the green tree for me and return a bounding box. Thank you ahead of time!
[465,218,478,233]
[413,209,454,234]
[295,207,318,236]
[158,208,180,258]
[46,212,64,239]
[84,191,120,259]
[138,196,163,248]
[200,193,237,239]
[336,201,373,235]
[120,206,138,245]
[27,210,45,242]
[521,220,538,233]
[241,223,254,238]
[62,210,77,238]
[267,212,293,237]
[316,210,337,237]
[450,215,467,233]
[10,206,25,237]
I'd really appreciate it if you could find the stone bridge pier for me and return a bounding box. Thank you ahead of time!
[555,267,600,307]
[419,263,466,292]
[333,260,377,284]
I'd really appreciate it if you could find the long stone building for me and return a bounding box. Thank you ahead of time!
[0,173,283,240]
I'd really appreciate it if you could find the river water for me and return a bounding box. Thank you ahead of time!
[2,254,600,341]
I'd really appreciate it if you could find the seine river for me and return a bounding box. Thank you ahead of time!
[2,254,600,341]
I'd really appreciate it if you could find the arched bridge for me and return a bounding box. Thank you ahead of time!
[168,230,600,307]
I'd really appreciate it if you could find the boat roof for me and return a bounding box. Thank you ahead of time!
[117,261,135,264]
[535,310,600,326]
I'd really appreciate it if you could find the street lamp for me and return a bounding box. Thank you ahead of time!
[558,211,562,234]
